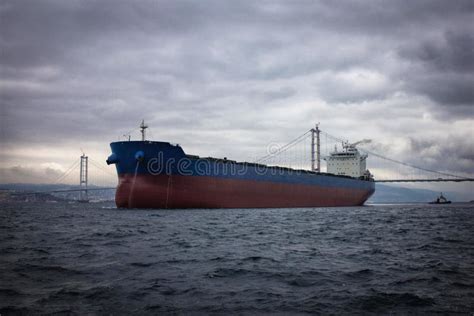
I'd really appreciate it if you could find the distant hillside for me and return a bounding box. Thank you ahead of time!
[0,183,111,191]
[0,183,115,202]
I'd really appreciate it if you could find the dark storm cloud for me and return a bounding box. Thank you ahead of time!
[398,30,474,106]
[415,75,474,106]
[407,136,474,174]
[400,31,474,74]
[0,0,473,181]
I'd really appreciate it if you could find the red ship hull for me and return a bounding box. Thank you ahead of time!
[116,174,374,209]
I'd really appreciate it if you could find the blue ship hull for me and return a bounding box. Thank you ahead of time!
[107,141,375,208]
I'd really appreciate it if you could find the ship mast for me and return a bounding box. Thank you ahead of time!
[140,120,148,141]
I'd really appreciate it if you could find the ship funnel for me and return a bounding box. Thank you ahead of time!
[106,153,119,165]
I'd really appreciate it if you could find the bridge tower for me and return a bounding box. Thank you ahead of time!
[311,124,321,172]
[79,154,89,202]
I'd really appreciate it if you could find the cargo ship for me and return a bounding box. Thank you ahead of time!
[106,122,375,208]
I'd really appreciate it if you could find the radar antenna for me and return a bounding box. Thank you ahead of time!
[140,120,148,141]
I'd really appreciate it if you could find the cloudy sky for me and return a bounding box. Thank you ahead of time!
[1,0,473,196]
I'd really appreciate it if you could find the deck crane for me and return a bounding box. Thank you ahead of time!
[345,139,372,148]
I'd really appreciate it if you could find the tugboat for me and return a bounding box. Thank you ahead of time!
[429,193,451,204]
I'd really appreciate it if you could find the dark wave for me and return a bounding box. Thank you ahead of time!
[13,263,85,276]
[130,262,155,267]
[240,255,280,263]
[350,291,435,311]
[0,288,24,297]
[390,276,441,286]
[344,268,374,278]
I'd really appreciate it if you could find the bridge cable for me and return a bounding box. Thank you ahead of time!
[254,130,311,164]
[88,158,117,177]
[51,159,80,184]
[321,130,468,180]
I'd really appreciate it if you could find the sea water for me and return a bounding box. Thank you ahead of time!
[1,201,473,314]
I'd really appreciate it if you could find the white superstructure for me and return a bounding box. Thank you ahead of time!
[326,142,370,178]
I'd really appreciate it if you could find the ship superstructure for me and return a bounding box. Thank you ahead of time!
[326,141,371,179]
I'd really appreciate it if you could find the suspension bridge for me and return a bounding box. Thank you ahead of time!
[10,154,116,202]
[13,125,473,201]
[252,126,473,184]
